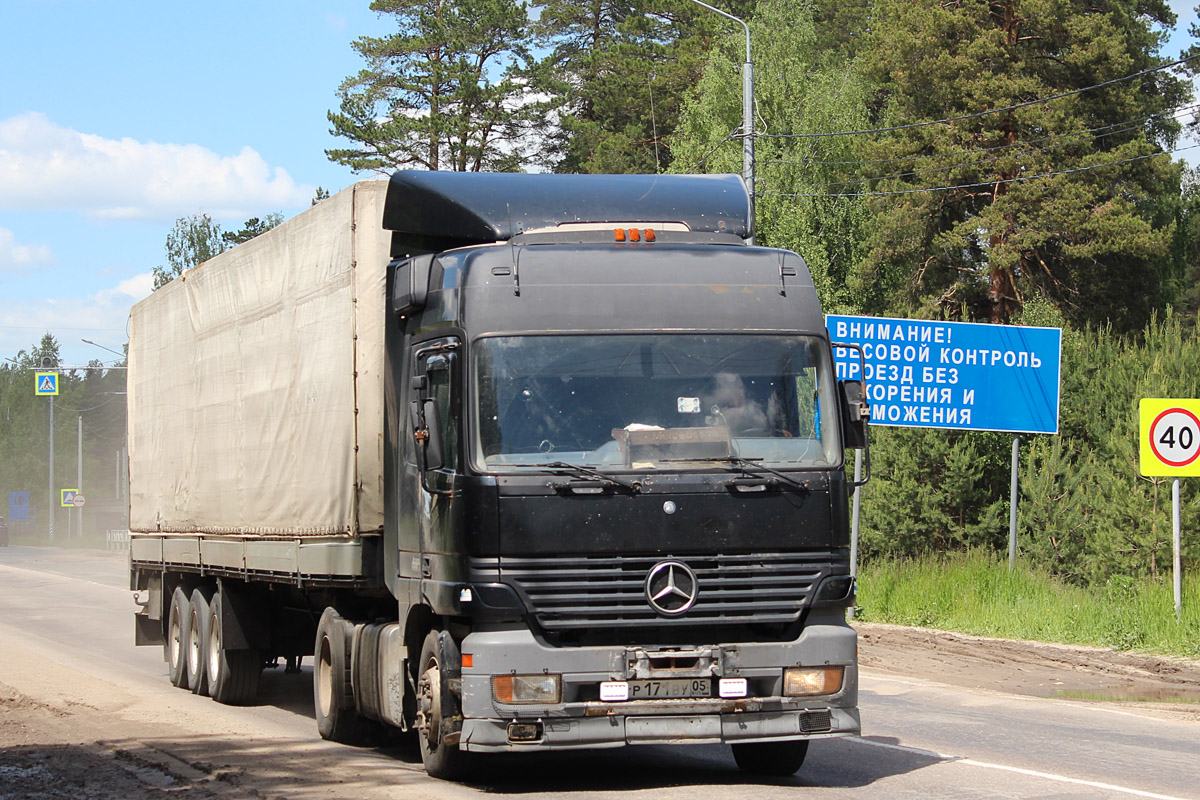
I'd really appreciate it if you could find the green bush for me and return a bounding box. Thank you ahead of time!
[857,551,1200,658]
[858,308,1200,585]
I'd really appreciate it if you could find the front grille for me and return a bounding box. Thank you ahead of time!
[800,709,833,733]
[473,553,830,631]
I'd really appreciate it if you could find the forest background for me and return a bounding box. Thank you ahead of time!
[3,0,1200,606]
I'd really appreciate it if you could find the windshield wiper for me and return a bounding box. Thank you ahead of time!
[529,461,641,492]
[660,456,810,492]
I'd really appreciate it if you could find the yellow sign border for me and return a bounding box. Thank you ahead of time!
[35,371,59,396]
[60,489,78,508]
[1139,398,1200,476]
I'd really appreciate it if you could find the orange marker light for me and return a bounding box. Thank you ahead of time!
[614,228,627,242]
[644,229,656,242]
[629,228,641,242]
[462,653,474,668]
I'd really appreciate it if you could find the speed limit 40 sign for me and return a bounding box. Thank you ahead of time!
[1140,399,1200,476]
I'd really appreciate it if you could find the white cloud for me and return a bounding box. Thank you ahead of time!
[0,227,55,272]
[0,113,313,221]
[94,272,155,307]
[0,272,153,363]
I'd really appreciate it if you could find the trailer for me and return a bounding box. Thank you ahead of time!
[129,172,869,779]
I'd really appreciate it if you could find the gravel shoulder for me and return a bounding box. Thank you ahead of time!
[856,621,1200,719]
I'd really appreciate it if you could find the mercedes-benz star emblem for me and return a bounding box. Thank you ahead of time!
[645,560,698,616]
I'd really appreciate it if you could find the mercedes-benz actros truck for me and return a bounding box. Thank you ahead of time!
[128,171,869,779]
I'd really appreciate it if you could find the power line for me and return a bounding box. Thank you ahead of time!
[756,103,1200,169]
[759,108,1199,191]
[756,53,1200,140]
[757,142,1200,199]
[692,125,743,171]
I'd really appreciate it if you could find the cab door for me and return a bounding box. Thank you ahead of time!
[405,338,465,590]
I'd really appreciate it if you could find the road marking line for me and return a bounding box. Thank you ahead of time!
[852,737,1190,800]
[862,670,1184,721]
[0,562,128,593]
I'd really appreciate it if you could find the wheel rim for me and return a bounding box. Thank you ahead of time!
[416,654,442,750]
[316,636,334,719]
[207,613,221,688]
[187,609,201,678]
[168,611,182,671]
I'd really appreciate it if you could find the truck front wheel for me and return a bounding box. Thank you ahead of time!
[416,630,469,780]
[731,739,809,776]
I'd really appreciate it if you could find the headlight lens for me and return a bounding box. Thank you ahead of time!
[493,674,561,704]
[784,666,844,696]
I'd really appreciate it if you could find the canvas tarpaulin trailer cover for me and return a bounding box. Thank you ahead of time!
[127,181,390,537]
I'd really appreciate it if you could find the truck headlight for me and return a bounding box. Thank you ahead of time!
[784,666,844,696]
[493,674,561,704]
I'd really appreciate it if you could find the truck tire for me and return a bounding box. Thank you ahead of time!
[731,739,809,776]
[165,586,190,688]
[186,586,215,696]
[313,608,370,744]
[416,630,469,780]
[206,591,261,705]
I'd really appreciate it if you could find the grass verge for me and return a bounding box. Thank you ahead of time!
[856,550,1200,659]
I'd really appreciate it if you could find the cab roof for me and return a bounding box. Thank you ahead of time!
[383,171,750,255]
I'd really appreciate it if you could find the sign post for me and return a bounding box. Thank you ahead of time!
[36,370,58,541]
[827,316,1063,576]
[1138,398,1200,618]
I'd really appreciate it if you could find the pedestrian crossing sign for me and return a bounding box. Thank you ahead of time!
[61,489,78,507]
[35,371,59,396]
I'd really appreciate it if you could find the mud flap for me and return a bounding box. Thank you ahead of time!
[434,630,465,746]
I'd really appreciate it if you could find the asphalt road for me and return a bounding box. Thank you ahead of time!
[1,545,1197,799]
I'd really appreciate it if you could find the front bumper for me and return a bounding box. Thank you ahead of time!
[457,611,859,753]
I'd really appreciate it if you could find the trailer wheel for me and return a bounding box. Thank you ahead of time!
[186,586,215,696]
[165,586,190,688]
[206,591,261,705]
[416,630,469,780]
[313,608,370,744]
[731,739,809,776]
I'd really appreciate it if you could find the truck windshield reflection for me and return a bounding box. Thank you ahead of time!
[474,334,839,471]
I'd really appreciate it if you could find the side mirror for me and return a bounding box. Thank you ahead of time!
[839,379,870,489]
[409,398,446,473]
[392,254,437,316]
[839,379,870,450]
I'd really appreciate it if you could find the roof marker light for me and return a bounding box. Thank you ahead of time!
[614,228,627,242]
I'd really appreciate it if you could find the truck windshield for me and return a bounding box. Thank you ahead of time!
[473,334,840,472]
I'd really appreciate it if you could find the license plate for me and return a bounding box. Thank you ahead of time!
[628,678,711,699]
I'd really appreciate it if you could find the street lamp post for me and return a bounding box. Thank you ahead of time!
[686,0,754,241]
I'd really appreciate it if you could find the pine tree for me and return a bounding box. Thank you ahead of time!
[853,0,1188,329]
[328,0,540,173]
[536,0,749,174]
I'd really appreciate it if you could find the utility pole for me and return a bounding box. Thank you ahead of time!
[686,0,754,242]
[77,415,83,539]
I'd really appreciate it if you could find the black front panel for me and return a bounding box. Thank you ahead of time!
[496,487,832,556]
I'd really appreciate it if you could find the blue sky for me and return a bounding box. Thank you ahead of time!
[1,1,1198,369]
[0,1,391,367]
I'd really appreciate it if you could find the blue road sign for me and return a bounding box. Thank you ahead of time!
[828,315,1062,434]
[60,489,78,508]
[8,491,30,522]
[35,371,59,396]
